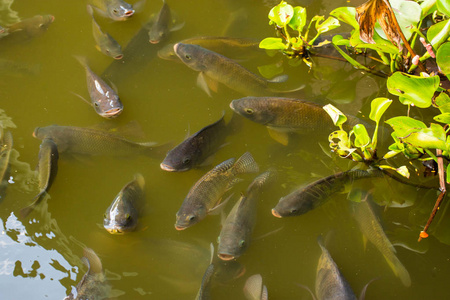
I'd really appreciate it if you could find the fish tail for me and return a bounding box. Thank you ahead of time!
[83,248,103,275]
[233,152,259,175]
[134,173,145,190]
[384,253,411,287]
[73,55,88,69]
[19,191,47,218]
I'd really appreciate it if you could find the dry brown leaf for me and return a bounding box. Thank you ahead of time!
[356,0,403,50]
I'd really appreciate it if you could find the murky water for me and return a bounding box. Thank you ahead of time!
[1,0,450,299]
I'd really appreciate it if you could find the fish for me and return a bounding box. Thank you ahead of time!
[90,0,136,21]
[160,114,232,172]
[87,5,123,59]
[316,237,357,300]
[175,152,259,230]
[103,173,145,234]
[351,192,411,287]
[148,0,183,44]
[195,263,215,300]
[64,248,111,300]
[217,170,275,261]
[243,274,268,300]
[272,169,382,218]
[229,97,360,145]
[0,129,13,202]
[75,56,123,118]
[20,138,59,218]
[0,59,40,77]
[7,15,54,38]
[33,125,169,158]
[173,43,300,97]
[158,37,260,62]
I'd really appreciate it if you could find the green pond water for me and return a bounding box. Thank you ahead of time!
[1,0,450,299]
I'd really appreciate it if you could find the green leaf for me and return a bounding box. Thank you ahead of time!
[447,163,450,183]
[386,116,427,138]
[331,35,371,71]
[374,0,421,41]
[378,165,410,178]
[387,72,440,108]
[353,124,371,148]
[349,29,401,54]
[269,1,294,27]
[427,19,450,48]
[258,62,284,79]
[383,150,400,159]
[288,6,306,32]
[434,113,450,124]
[437,0,450,16]
[259,37,286,50]
[369,98,392,123]
[315,16,340,35]
[434,92,450,113]
[330,7,358,29]
[436,42,450,80]
[323,104,347,127]
[421,0,438,17]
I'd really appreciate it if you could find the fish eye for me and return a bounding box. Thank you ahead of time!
[113,9,118,13]
[94,102,100,107]
[103,213,107,218]
[188,215,196,221]
[245,108,254,114]
[125,214,131,221]
[182,157,191,165]
[239,240,246,248]
[39,23,45,28]
[185,54,191,60]
[290,208,298,214]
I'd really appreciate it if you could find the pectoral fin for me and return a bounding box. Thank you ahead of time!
[197,72,219,97]
[209,193,234,215]
[267,128,289,145]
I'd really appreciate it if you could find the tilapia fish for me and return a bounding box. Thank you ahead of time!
[195,263,215,300]
[90,0,136,21]
[175,152,259,230]
[316,237,357,300]
[103,173,145,234]
[218,170,275,261]
[75,56,123,118]
[7,15,54,38]
[352,192,411,287]
[272,169,382,218]
[20,138,59,218]
[148,0,183,44]
[64,248,111,300]
[173,43,300,97]
[33,125,168,158]
[160,114,230,172]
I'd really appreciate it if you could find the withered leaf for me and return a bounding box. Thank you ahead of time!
[356,0,403,51]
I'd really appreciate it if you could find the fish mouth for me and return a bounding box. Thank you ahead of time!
[173,43,180,54]
[114,54,123,60]
[104,108,123,118]
[229,101,236,111]
[160,163,176,172]
[124,10,135,16]
[175,224,186,231]
[218,253,235,261]
[105,228,123,234]
[271,209,282,218]
[32,127,40,138]
[149,39,160,44]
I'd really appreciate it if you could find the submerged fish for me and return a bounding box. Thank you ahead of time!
[195,263,215,300]
[148,0,183,44]
[103,173,145,234]
[173,43,298,97]
[158,37,259,62]
[352,192,411,287]
[316,237,357,300]
[33,125,168,158]
[7,15,54,38]
[0,129,13,202]
[20,138,58,218]
[229,97,358,145]
[175,152,259,230]
[272,169,382,218]
[90,0,136,21]
[160,114,231,172]
[218,170,275,261]
[0,59,40,77]
[75,56,123,118]
[87,5,123,59]
[64,248,111,300]
[243,274,268,300]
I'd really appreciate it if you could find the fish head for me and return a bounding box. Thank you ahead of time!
[217,233,247,261]
[94,95,124,118]
[101,39,123,60]
[175,205,206,230]
[160,145,194,172]
[26,15,54,36]
[148,26,167,44]
[229,97,275,125]
[272,193,313,218]
[173,43,207,72]
[157,44,178,61]
[108,0,135,20]
[103,196,137,234]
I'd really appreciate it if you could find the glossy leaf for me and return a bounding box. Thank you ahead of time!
[330,7,359,29]
[332,35,371,71]
[436,42,450,80]
[288,6,306,32]
[315,16,340,35]
[434,92,450,113]
[259,38,286,50]
[433,113,450,124]
[427,19,450,47]
[269,1,294,27]
[386,116,427,138]
[353,124,371,147]
[323,104,347,127]
[437,0,450,16]
[369,98,392,123]
[387,72,440,108]
[421,0,438,17]
[447,163,450,183]
[349,29,400,54]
